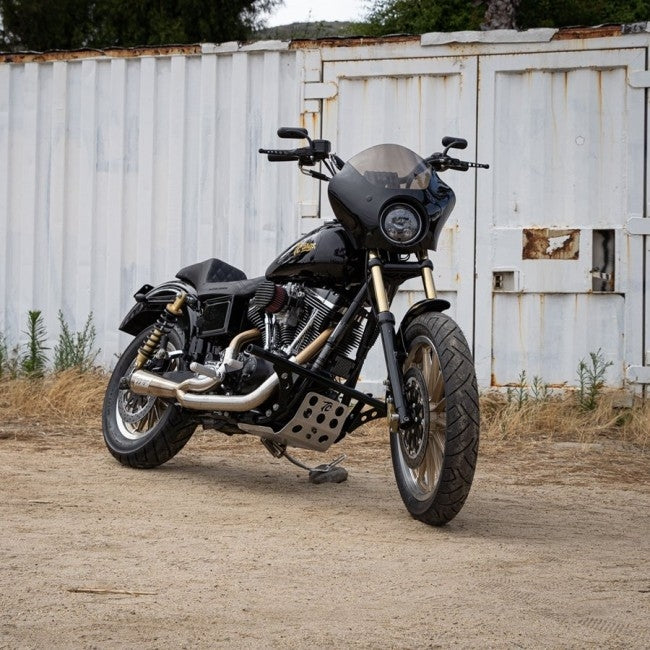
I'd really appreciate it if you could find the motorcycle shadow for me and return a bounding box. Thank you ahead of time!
[141,452,604,542]
[148,450,406,524]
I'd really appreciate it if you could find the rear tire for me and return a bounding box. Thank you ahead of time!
[102,327,197,468]
[390,312,479,526]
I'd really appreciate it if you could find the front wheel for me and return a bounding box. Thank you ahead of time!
[102,326,197,468]
[390,312,479,526]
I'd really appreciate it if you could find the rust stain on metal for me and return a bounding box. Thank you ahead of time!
[522,228,580,260]
[0,44,201,64]
[290,35,419,50]
[552,25,622,41]
[492,379,569,389]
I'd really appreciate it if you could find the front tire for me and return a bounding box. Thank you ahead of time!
[102,327,197,468]
[390,312,479,526]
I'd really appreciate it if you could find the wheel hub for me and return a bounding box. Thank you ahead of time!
[118,389,157,424]
[398,367,429,468]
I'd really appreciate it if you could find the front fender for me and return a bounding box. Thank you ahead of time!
[119,280,197,336]
[395,298,450,352]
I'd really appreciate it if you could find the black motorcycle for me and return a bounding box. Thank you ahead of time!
[102,128,488,526]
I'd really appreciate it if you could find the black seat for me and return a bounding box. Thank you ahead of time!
[176,258,247,287]
[196,277,266,301]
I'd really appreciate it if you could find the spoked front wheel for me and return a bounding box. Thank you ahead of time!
[390,311,479,526]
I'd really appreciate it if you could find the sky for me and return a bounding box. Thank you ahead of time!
[265,0,368,26]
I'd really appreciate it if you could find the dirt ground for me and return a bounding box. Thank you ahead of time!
[0,422,648,649]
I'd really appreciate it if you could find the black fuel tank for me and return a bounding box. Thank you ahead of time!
[266,222,363,286]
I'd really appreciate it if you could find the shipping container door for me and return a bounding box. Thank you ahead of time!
[318,56,479,392]
[476,48,646,389]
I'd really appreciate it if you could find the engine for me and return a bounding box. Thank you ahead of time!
[247,281,364,360]
[197,281,367,398]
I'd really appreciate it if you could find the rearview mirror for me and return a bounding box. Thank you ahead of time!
[278,127,309,140]
[441,136,468,152]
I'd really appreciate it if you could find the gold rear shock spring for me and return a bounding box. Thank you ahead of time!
[134,292,187,370]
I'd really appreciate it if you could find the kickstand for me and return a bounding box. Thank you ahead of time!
[260,439,348,484]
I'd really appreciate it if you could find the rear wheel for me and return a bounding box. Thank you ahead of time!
[102,327,196,468]
[390,312,479,526]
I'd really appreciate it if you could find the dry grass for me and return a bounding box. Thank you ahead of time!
[481,390,649,450]
[0,373,648,454]
[0,369,106,429]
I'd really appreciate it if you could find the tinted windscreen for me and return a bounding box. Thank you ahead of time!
[346,144,431,190]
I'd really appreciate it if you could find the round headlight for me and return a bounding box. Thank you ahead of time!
[380,204,423,245]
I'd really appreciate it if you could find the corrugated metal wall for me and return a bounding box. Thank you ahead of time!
[0,43,301,358]
[1,29,649,391]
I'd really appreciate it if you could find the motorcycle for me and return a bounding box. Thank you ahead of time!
[102,127,488,526]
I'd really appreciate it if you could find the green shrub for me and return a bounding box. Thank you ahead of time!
[577,348,613,411]
[53,311,100,373]
[20,310,48,377]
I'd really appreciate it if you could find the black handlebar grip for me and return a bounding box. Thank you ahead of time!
[259,148,294,156]
[268,154,299,161]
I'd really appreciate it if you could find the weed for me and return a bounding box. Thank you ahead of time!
[506,371,550,409]
[530,375,550,401]
[577,348,613,411]
[6,344,21,379]
[507,370,529,409]
[54,311,100,373]
[0,333,6,378]
[21,310,49,377]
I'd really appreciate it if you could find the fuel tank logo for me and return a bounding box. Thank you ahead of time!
[292,241,316,257]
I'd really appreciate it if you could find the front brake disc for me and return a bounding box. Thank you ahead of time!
[398,366,430,469]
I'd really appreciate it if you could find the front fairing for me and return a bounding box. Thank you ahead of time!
[327,144,456,252]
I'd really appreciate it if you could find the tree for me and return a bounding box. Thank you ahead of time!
[360,0,650,35]
[360,0,483,35]
[0,0,94,51]
[0,0,283,51]
[517,0,650,29]
[482,0,520,29]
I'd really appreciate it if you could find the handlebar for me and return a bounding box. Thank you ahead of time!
[259,147,310,161]
[258,139,331,165]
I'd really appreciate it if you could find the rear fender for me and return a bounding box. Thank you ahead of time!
[119,280,197,336]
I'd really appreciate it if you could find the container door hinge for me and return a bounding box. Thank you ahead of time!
[626,217,650,235]
[304,82,338,100]
[627,365,650,384]
[628,71,650,88]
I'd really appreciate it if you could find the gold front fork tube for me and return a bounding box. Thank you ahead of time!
[368,251,390,312]
[418,252,437,299]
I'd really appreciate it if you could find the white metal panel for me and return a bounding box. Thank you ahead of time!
[491,293,624,386]
[476,48,646,388]
[0,49,301,365]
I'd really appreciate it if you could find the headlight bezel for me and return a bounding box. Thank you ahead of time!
[379,202,427,247]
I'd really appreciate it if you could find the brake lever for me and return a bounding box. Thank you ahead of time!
[426,153,489,171]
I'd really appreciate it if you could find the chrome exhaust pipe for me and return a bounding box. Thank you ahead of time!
[128,328,333,412]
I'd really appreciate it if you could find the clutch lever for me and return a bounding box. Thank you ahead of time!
[426,153,490,171]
